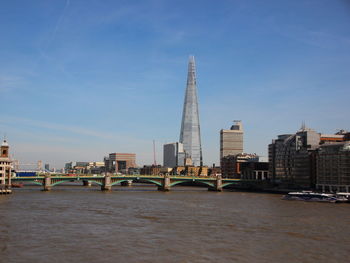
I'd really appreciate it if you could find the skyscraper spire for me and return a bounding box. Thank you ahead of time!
[179,56,203,166]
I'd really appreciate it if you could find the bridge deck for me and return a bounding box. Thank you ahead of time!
[11,174,240,182]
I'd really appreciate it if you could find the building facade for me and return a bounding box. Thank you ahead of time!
[105,153,136,173]
[163,142,186,168]
[140,165,161,175]
[316,142,350,192]
[0,140,12,187]
[221,153,259,178]
[268,126,320,189]
[220,121,244,160]
[241,162,269,181]
[179,56,203,166]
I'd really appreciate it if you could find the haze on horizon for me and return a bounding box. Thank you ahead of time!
[0,0,349,169]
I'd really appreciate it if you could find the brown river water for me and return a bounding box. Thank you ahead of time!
[0,184,350,263]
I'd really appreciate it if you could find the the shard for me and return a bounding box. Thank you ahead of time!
[179,56,203,166]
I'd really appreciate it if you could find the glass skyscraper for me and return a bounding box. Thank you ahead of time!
[179,56,203,166]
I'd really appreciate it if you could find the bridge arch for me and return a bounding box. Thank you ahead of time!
[170,180,215,188]
[51,179,75,187]
[110,179,162,187]
[50,179,104,187]
[85,180,103,186]
[25,180,43,186]
[222,182,239,188]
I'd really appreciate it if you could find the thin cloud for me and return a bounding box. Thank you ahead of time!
[50,0,70,45]
[272,24,350,49]
[0,116,149,144]
[0,75,23,92]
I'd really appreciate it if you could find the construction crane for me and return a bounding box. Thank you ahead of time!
[153,140,157,166]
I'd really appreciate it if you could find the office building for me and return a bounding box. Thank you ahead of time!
[220,121,244,161]
[105,153,136,173]
[179,56,203,166]
[268,125,320,188]
[316,142,350,192]
[163,142,186,168]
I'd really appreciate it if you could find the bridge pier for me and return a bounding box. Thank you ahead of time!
[121,180,132,186]
[208,176,223,192]
[43,175,52,191]
[101,175,112,191]
[158,175,171,191]
[83,180,92,187]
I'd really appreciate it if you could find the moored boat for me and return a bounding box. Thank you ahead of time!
[335,192,350,203]
[282,191,344,203]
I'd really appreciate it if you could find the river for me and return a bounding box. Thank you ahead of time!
[0,184,349,263]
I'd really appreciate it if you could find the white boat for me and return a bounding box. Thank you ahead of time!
[282,191,343,203]
[335,192,350,202]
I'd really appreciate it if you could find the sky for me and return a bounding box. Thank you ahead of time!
[0,0,350,168]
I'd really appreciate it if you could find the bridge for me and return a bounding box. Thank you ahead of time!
[11,174,241,192]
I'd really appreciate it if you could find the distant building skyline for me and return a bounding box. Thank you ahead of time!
[179,56,203,166]
[1,1,349,168]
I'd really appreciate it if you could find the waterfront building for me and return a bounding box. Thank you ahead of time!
[220,121,244,161]
[179,56,203,167]
[163,142,186,168]
[316,142,350,192]
[104,153,136,173]
[268,125,320,189]
[221,153,259,178]
[241,162,269,181]
[0,139,12,188]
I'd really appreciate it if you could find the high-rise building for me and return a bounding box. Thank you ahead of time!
[268,125,320,188]
[220,121,244,160]
[179,56,203,166]
[163,142,186,168]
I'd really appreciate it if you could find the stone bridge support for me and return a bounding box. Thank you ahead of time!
[101,175,112,191]
[43,175,52,191]
[158,175,171,191]
[209,176,223,192]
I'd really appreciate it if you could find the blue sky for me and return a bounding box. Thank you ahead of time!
[1,0,349,168]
